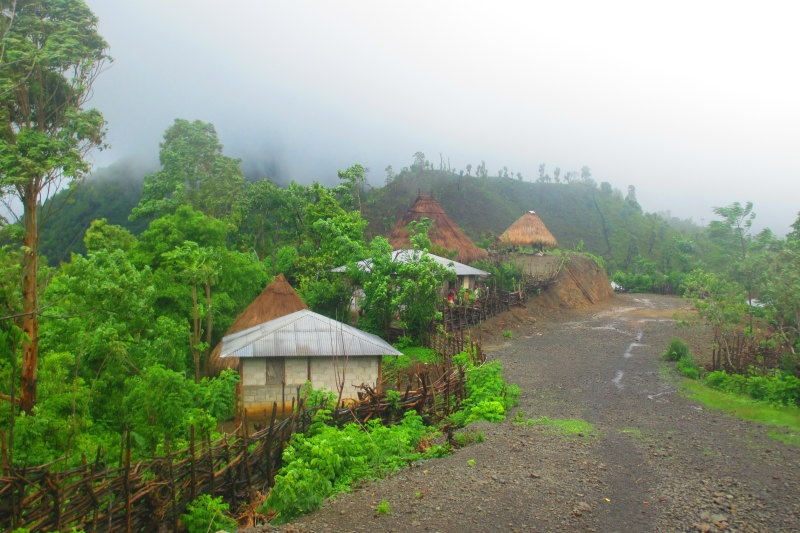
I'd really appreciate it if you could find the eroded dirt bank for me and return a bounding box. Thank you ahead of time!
[259,294,800,533]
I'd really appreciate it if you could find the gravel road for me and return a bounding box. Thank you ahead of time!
[260,294,800,532]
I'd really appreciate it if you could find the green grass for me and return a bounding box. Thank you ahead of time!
[619,427,642,437]
[513,412,595,437]
[682,379,800,448]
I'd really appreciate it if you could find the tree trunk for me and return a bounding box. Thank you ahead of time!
[192,284,200,383]
[20,185,39,414]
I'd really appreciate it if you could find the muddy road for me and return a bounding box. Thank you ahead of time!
[265,294,800,532]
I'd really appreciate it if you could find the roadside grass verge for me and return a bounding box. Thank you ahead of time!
[681,379,800,448]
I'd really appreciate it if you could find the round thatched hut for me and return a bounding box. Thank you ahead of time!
[499,210,558,251]
[387,194,488,264]
[205,273,308,375]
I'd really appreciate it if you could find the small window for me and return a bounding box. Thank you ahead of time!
[265,359,284,385]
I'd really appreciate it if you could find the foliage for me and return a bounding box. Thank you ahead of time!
[662,339,700,379]
[181,494,238,533]
[354,236,453,341]
[263,410,433,523]
[682,379,800,447]
[471,258,523,291]
[131,119,246,221]
[450,357,520,426]
[375,498,392,515]
[122,365,237,454]
[704,370,800,407]
[453,428,485,447]
[675,355,701,380]
[38,163,151,264]
[1,0,110,413]
[662,338,690,362]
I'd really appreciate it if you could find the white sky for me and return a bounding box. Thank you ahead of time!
[85,0,800,234]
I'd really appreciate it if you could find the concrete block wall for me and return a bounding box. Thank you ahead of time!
[310,356,379,400]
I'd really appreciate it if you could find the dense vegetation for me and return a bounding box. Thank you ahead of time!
[2,1,799,489]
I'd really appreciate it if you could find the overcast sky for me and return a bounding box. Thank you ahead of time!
[85,0,799,234]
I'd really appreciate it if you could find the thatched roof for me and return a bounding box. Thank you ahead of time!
[387,195,488,264]
[205,274,308,375]
[499,211,558,249]
[221,309,402,359]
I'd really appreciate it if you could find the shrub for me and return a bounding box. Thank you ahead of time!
[675,356,700,379]
[450,359,520,426]
[263,410,432,523]
[181,494,238,533]
[704,370,800,407]
[663,338,690,362]
[375,498,391,515]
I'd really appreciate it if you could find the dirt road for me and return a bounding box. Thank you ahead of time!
[266,294,800,532]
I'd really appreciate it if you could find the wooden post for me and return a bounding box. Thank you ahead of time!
[189,425,196,503]
[165,438,177,532]
[124,430,132,533]
[265,402,277,485]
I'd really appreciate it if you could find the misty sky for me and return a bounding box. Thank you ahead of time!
[85,0,799,234]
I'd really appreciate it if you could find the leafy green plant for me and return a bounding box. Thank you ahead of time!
[675,356,701,379]
[705,370,800,406]
[662,338,690,362]
[375,498,392,515]
[450,357,520,426]
[662,339,701,379]
[467,458,476,467]
[454,429,485,447]
[263,410,434,523]
[502,330,513,339]
[181,494,238,533]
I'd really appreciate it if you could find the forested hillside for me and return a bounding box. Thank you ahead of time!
[363,165,702,273]
[39,156,703,275]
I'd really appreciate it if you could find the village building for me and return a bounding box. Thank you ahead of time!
[331,249,490,313]
[388,194,489,264]
[206,273,307,376]
[215,275,401,417]
[498,210,558,252]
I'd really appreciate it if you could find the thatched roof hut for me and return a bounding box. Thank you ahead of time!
[499,210,558,250]
[387,195,488,264]
[206,274,308,375]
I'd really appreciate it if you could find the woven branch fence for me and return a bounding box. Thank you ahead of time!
[0,343,483,532]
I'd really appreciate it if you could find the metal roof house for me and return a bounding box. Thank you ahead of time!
[221,309,401,417]
[332,249,490,314]
[332,249,490,288]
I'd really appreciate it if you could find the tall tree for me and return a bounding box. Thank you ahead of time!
[131,119,246,221]
[336,163,367,213]
[0,0,109,413]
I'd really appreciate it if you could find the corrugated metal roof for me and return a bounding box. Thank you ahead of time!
[331,249,489,277]
[220,309,402,359]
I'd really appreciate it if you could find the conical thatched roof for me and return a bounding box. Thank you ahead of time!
[387,195,488,264]
[499,211,558,249]
[206,274,308,375]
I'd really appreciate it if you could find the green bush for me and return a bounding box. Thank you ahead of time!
[675,356,700,379]
[450,359,520,426]
[263,410,433,523]
[704,370,800,407]
[181,494,238,533]
[663,338,690,362]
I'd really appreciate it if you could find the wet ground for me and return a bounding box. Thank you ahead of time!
[257,294,800,532]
